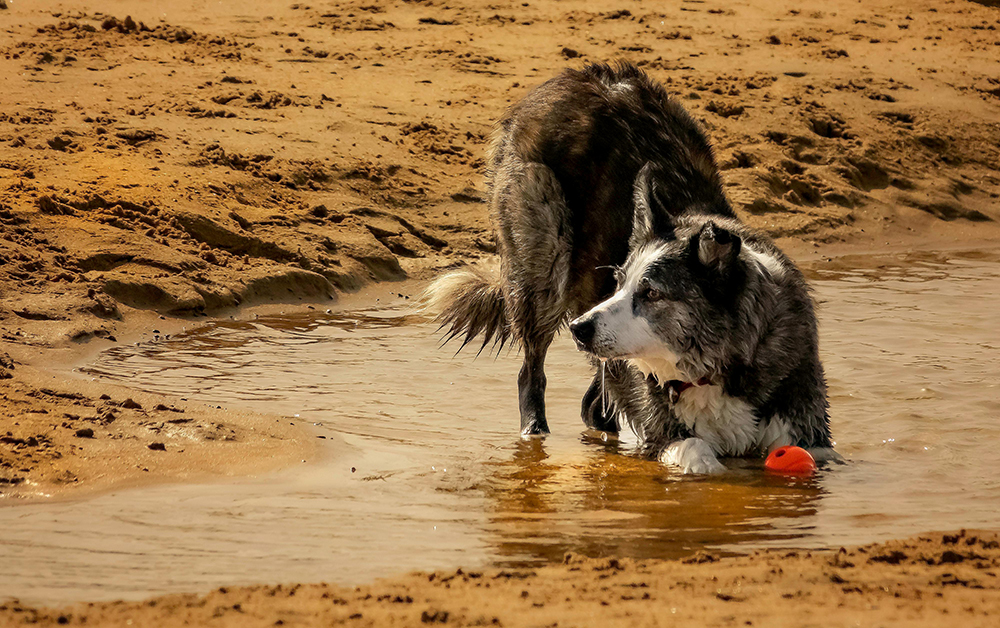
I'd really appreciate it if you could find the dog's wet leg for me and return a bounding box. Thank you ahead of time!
[496,161,572,437]
[518,336,552,436]
[581,370,619,433]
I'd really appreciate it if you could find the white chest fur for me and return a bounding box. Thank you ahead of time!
[674,385,758,455]
[629,358,791,456]
[676,386,794,456]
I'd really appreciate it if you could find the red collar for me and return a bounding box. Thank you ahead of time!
[666,377,711,403]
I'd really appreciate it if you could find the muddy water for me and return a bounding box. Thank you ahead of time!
[3,250,1000,605]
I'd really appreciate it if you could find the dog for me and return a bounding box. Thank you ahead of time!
[424,62,836,473]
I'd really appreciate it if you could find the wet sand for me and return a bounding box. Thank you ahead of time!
[4,531,1000,626]
[0,357,314,500]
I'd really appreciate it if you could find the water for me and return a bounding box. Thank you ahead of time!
[2,250,999,605]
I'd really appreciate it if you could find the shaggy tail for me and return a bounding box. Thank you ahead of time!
[421,265,511,354]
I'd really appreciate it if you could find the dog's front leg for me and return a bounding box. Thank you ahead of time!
[660,438,726,474]
[580,369,619,433]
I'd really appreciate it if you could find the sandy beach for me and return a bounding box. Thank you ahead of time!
[2,0,1000,623]
[4,531,1000,626]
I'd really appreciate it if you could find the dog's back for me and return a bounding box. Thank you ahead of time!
[489,63,735,314]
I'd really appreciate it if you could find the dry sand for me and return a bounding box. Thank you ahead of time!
[2,0,1000,622]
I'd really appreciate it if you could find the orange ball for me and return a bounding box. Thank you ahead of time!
[765,446,817,475]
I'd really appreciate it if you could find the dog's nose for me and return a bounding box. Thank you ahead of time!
[570,317,596,348]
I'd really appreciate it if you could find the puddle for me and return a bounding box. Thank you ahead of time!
[3,250,1000,605]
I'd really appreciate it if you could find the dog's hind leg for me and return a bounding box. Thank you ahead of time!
[517,332,553,435]
[495,162,573,436]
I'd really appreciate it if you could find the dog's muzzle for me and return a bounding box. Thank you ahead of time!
[569,316,596,352]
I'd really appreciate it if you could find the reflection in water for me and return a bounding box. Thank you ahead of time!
[2,249,1000,605]
[484,439,823,564]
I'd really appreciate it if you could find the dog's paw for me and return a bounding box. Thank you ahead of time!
[660,438,726,474]
[519,420,551,438]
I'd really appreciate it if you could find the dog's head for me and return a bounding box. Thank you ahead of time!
[569,163,756,382]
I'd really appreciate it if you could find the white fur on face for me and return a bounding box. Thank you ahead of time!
[621,241,670,291]
[577,291,663,358]
[572,243,681,364]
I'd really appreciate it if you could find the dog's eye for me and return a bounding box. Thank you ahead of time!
[643,287,664,302]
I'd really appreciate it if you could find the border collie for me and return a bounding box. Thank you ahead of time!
[424,62,836,473]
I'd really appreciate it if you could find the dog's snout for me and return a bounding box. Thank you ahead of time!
[570,317,596,348]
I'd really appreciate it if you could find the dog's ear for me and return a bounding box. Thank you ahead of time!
[696,222,741,271]
[630,163,676,249]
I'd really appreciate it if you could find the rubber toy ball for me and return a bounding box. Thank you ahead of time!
[765,445,817,475]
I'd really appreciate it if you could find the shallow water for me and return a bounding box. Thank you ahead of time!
[3,250,1000,605]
